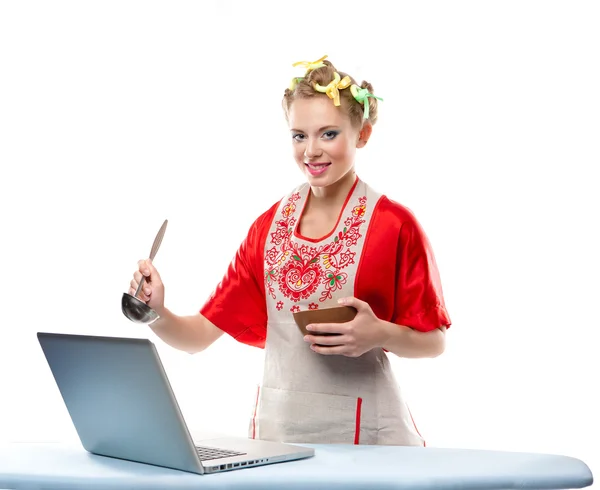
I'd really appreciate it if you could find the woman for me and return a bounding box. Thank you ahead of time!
[130,56,451,446]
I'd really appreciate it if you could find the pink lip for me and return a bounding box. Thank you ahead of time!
[305,162,331,176]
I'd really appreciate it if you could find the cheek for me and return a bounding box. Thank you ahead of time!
[293,144,304,162]
[330,138,354,161]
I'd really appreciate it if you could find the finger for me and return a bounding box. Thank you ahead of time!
[310,344,348,356]
[137,259,154,278]
[143,259,163,286]
[128,286,150,302]
[306,322,348,335]
[145,258,157,274]
[130,278,152,298]
[137,259,148,274]
[132,273,151,293]
[134,272,153,296]
[338,296,366,310]
[304,334,348,346]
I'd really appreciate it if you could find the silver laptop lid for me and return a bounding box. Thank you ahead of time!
[37,332,203,474]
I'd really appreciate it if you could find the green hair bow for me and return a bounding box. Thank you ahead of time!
[350,84,383,120]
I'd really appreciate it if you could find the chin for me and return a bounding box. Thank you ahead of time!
[306,174,337,187]
[313,179,348,191]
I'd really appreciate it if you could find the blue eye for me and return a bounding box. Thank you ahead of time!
[323,131,339,140]
[292,133,305,142]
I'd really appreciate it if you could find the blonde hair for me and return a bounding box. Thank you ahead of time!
[282,60,379,128]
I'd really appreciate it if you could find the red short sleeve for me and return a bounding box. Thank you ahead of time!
[200,202,279,348]
[356,196,451,333]
[392,205,451,332]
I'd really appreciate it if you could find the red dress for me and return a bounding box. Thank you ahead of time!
[201,176,451,348]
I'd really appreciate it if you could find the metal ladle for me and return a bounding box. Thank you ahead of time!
[121,219,168,324]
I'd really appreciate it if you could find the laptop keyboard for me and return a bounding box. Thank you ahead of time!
[195,445,247,461]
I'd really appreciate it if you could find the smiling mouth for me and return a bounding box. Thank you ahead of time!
[304,162,331,176]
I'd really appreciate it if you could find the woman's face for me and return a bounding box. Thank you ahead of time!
[288,96,369,188]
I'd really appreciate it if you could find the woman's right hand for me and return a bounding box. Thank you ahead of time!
[129,258,165,314]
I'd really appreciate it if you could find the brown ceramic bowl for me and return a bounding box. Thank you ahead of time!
[293,305,357,337]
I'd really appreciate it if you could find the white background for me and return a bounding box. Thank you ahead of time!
[0,0,598,484]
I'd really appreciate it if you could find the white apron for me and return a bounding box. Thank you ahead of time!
[250,179,424,446]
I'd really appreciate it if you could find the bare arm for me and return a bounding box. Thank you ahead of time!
[130,259,223,354]
[304,296,447,358]
[379,322,446,358]
[149,308,224,354]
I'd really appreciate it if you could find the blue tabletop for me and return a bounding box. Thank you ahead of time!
[0,442,593,490]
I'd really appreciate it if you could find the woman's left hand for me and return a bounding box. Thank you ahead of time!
[304,297,388,357]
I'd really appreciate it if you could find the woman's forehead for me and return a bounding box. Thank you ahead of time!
[288,97,351,130]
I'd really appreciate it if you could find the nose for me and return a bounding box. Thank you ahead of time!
[304,139,323,160]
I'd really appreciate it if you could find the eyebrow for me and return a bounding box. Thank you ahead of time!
[290,125,340,133]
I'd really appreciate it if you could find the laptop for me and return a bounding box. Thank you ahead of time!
[37,332,314,474]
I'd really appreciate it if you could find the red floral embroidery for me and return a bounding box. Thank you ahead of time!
[308,303,318,310]
[283,202,296,217]
[270,223,291,247]
[265,247,279,264]
[290,305,300,313]
[278,254,322,301]
[353,203,366,217]
[265,191,366,304]
[321,271,348,300]
[276,301,284,311]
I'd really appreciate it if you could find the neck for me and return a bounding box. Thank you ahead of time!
[309,169,357,207]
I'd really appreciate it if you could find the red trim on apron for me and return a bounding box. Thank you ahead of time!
[294,175,359,243]
[354,397,363,445]
[251,386,260,439]
[407,404,426,447]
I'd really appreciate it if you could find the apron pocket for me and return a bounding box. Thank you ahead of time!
[257,386,361,444]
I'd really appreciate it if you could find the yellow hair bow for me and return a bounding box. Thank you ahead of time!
[292,55,328,73]
[314,72,352,106]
